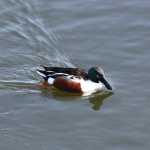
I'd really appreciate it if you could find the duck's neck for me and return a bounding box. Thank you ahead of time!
[88,75,99,83]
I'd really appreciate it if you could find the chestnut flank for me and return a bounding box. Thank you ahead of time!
[53,77,82,93]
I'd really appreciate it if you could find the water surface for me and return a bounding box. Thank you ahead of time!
[0,0,150,150]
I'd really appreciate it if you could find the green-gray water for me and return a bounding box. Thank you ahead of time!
[0,0,150,150]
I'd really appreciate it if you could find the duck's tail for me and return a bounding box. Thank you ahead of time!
[36,65,54,81]
[36,70,48,80]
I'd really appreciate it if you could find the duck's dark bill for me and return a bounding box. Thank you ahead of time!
[101,77,112,90]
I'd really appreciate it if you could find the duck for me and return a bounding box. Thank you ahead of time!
[37,66,112,95]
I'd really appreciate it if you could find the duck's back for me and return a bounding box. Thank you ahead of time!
[43,66,88,79]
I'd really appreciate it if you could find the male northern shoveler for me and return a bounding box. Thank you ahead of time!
[37,66,112,95]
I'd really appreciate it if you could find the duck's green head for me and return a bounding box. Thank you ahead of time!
[88,67,112,90]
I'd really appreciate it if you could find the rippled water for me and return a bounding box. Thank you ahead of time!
[0,0,150,150]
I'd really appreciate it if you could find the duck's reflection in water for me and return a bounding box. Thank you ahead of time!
[88,92,113,111]
[0,80,113,111]
[41,87,113,111]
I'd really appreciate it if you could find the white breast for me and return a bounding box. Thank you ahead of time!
[66,76,104,95]
[80,80,103,94]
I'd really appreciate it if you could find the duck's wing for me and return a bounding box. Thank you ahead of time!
[42,66,88,77]
[43,66,78,74]
[37,66,88,80]
[37,68,69,81]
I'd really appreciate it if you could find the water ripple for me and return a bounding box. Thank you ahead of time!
[0,0,74,89]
